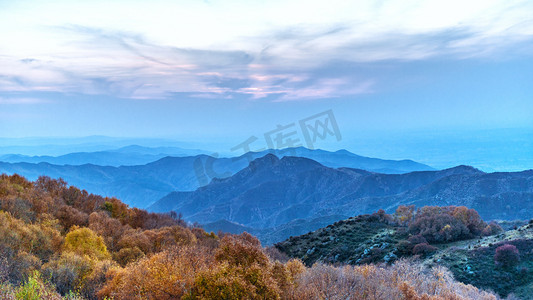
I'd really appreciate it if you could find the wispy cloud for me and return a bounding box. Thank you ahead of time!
[0,96,50,105]
[0,0,532,101]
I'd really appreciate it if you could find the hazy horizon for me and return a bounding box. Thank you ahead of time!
[1,127,532,172]
[1,0,533,171]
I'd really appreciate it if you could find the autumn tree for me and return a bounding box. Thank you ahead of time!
[409,206,486,243]
[394,205,415,226]
[63,227,110,261]
[187,233,286,299]
[0,211,62,283]
[98,246,213,299]
[482,221,503,236]
[494,244,520,268]
[42,251,115,299]
[88,211,125,252]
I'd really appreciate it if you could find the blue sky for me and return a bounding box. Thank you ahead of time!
[0,0,532,169]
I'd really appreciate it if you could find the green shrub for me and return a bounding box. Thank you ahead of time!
[15,271,61,300]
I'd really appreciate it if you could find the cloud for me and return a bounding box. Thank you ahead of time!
[275,78,374,101]
[0,96,49,105]
[0,0,532,101]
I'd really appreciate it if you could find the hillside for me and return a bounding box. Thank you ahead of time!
[275,208,533,299]
[201,214,346,245]
[0,174,498,299]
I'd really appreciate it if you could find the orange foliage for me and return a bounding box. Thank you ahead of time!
[98,246,213,299]
[0,175,501,300]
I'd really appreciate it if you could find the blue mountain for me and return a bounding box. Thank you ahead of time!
[0,147,434,208]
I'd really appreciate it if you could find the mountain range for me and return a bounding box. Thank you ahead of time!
[0,145,209,166]
[0,147,432,208]
[150,154,533,243]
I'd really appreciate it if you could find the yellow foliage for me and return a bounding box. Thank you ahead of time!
[187,262,281,300]
[0,211,62,261]
[63,227,110,261]
[98,246,212,299]
[215,233,269,268]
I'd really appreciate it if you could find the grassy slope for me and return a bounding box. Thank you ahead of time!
[428,223,533,299]
[276,215,533,299]
[276,214,407,266]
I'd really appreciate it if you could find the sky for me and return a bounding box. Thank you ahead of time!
[0,0,532,169]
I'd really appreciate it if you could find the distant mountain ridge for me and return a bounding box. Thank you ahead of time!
[0,146,434,173]
[149,155,486,228]
[0,145,209,166]
[247,147,434,173]
[0,147,433,208]
[150,155,533,243]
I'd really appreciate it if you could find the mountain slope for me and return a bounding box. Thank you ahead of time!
[149,154,360,227]
[150,155,533,233]
[275,210,533,299]
[0,148,434,208]
[332,168,533,220]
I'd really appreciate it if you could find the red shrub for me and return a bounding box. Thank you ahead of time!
[412,243,437,256]
[494,244,520,268]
